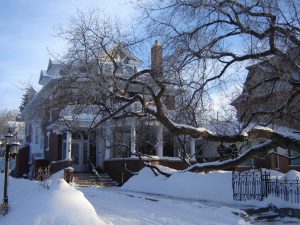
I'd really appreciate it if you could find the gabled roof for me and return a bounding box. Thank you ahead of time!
[22,46,143,119]
[46,59,61,72]
[107,45,143,64]
[118,46,142,63]
[38,70,52,85]
[39,59,63,85]
[232,48,300,106]
[246,47,300,72]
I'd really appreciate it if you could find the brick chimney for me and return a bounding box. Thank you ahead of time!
[151,41,163,79]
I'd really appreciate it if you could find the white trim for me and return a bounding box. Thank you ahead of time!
[46,131,50,151]
[130,119,136,157]
[190,138,195,159]
[156,125,163,157]
[66,132,72,160]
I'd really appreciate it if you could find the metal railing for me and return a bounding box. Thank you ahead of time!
[232,169,300,203]
[268,176,300,204]
[89,161,102,183]
[232,169,269,201]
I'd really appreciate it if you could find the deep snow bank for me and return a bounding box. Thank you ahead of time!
[122,166,300,208]
[122,166,234,202]
[0,172,106,225]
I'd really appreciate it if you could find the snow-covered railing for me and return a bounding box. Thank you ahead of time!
[89,161,102,183]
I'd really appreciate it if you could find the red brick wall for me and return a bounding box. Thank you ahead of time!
[278,156,290,173]
[14,145,30,177]
[253,153,292,173]
[151,42,163,79]
[50,159,73,174]
[44,132,62,162]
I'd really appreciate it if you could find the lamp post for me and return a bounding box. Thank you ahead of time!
[0,128,20,215]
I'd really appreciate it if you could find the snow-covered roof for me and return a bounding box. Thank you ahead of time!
[119,47,142,64]
[205,121,242,136]
[39,70,52,85]
[38,59,63,86]
[46,58,61,71]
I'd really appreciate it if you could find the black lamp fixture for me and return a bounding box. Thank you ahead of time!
[5,128,14,140]
[0,128,21,215]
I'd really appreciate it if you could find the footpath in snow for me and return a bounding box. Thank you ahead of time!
[80,186,247,225]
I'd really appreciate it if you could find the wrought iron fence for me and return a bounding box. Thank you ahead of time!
[232,169,269,201]
[232,169,300,203]
[267,177,300,204]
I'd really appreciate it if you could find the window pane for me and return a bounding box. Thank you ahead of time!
[62,143,66,159]
[83,143,88,165]
[71,143,79,164]
[291,150,300,165]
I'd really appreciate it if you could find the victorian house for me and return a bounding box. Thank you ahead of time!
[18,43,200,181]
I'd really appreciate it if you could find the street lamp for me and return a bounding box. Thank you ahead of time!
[0,128,20,215]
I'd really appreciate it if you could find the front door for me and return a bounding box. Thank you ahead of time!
[71,142,89,172]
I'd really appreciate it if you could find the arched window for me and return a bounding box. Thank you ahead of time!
[72,132,82,140]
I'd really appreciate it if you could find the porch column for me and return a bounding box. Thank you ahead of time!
[96,129,102,168]
[66,131,72,160]
[104,125,112,160]
[130,119,136,157]
[190,138,196,159]
[156,124,163,157]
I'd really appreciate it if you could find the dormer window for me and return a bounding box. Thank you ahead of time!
[124,57,130,64]
[119,51,126,60]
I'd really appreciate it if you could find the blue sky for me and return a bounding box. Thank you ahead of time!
[0,0,133,110]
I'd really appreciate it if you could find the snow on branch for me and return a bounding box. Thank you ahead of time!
[248,126,300,151]
[132,152,172,177]
[151,106,300,151]
[181,140,276,173]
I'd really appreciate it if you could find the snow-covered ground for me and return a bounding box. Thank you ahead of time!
[0,167,300,225]
[0,172,105,225]
[80,187,247,225]
[122,166,300,209]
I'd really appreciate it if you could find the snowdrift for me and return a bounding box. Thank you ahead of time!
[0,172,105,225]
[122,166,300,208]
[122,166,234,202]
